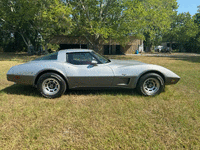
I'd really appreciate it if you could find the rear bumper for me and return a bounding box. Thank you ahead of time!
[7,74,34,85]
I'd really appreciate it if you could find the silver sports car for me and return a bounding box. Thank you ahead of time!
[7,49,180,98]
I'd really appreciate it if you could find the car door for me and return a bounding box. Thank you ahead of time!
[64,52,114,88]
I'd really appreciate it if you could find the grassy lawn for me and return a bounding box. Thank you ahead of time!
[0,52,199,149]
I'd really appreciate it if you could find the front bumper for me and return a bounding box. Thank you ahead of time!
[165,77,180,85]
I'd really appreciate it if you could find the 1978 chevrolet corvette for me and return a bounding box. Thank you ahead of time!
[7,49,180,98]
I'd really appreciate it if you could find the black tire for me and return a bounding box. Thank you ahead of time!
[37,73,66,98]
[137,73,164,96]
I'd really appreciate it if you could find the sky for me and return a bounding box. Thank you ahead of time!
[177,0,199,15]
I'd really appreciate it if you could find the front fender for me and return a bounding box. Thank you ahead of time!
[133,65,180,88]
[111,64,180,88]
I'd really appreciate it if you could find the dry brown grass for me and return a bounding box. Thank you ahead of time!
[0,52,200,149]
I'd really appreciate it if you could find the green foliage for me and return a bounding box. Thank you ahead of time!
[164,12,199,52]
[1,0,199,54]
[192,7,200,53]
[47,43,60,52]
[0,0,71,54]
[36,0,72,43]
[67,0,177,52]
[66,0,147,51]
[141,0,178,51]
[176,13,198,43]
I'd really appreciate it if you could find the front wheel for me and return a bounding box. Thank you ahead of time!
[137,73,164,96]
[37,73,66,98]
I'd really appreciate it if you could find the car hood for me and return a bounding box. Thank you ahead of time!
[108,59,146,67]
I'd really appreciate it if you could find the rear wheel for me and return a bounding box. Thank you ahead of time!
[137,73,164,96]
[37,73,66,98]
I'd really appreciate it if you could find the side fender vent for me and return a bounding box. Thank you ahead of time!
[117,78,130,86]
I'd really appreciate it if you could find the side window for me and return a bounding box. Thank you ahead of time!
[66,52,96,65]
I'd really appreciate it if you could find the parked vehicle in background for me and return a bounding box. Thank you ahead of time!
[154,46,164,52]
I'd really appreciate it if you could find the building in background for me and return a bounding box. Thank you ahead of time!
[50,36,143,55]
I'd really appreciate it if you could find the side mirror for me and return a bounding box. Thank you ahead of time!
[91,60,98,66]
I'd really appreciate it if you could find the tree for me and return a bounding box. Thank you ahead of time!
[65,0,146,53]
[0,0,71,54]
[36,0,72,53]
[140,0,178,51]
[163,12,198,52]
[191,5,200,53]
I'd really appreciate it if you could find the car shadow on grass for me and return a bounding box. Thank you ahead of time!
[0,84,139,97]
[0,84,41,97]
[65,88,139,96]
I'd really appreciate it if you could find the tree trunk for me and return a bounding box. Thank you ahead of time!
[27,41,33,55]
[170,41,173,51]
[145,43,152,52]
[92,36,103,54]
[44,44,48,54]
[179,42,185,52]
[93,44,102,53]
[18,32,33,55]
[44,40,50,54]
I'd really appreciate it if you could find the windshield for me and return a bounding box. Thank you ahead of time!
[91,51,110,64]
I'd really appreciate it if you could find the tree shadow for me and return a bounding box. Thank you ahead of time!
[169,55,200,63]
[0,52,39,62]
[0,84,139,97]
[147,54,200,63]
